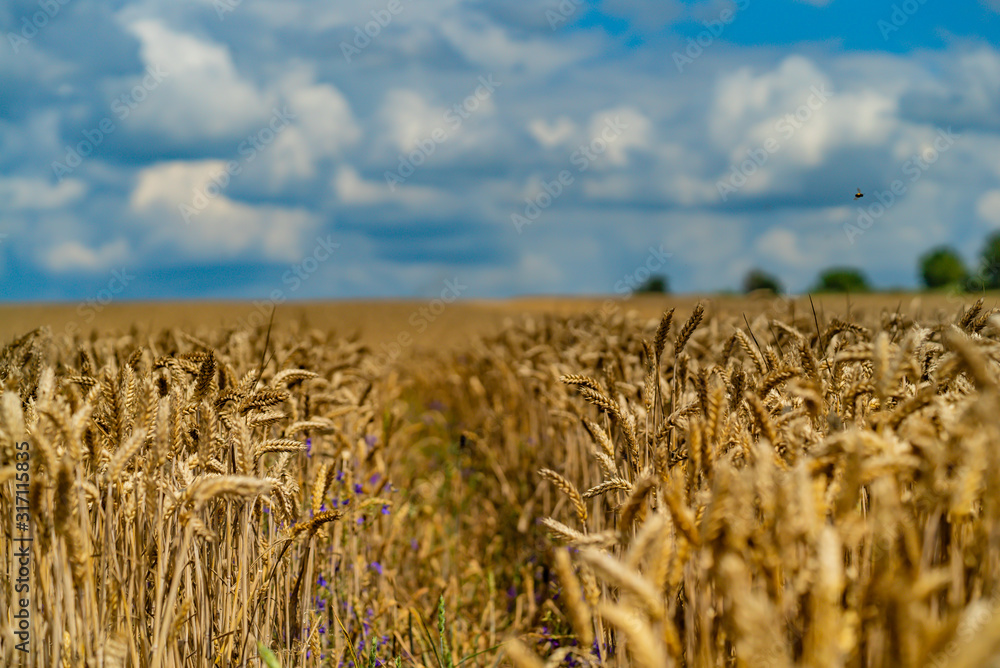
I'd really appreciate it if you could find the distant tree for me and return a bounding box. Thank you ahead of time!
[636,275,669,294]
[812,267,871,293]
[976,231,1000,290]
[918,246,968,290]
[742,269,783,295]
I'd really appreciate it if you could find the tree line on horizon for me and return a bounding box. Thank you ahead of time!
[633,231,1000,296]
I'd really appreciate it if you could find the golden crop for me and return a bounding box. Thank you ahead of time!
[1,297,999,667]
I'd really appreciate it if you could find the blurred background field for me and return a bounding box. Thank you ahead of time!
[0,292,988,350]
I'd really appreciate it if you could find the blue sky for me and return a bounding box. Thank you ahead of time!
[2,0,1000,301]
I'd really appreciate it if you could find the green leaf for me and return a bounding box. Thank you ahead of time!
[257,642,282,668]
[438,595,454,668]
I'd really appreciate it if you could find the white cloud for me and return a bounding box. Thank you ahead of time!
[278,65,361,157]
[253,65,362,185]
[130,160,223,211]
[712,56,897,166]
[755,228,813,268]
[528,116,577,148]
[44,239,129,273]
[587,107,652,167]
[708,54,903,199]
[437,15,590,76]
[0,177,86,210]
[124,19,269,141]
[513,252,565,289]
[333,166,384,205]
[129,161,318,261]
[375,82,500,166]
[378,89,448,153]
[977,190,1000,227]
[332,166,444,208]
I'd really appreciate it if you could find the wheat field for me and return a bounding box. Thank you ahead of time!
[2,295,1000,667]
